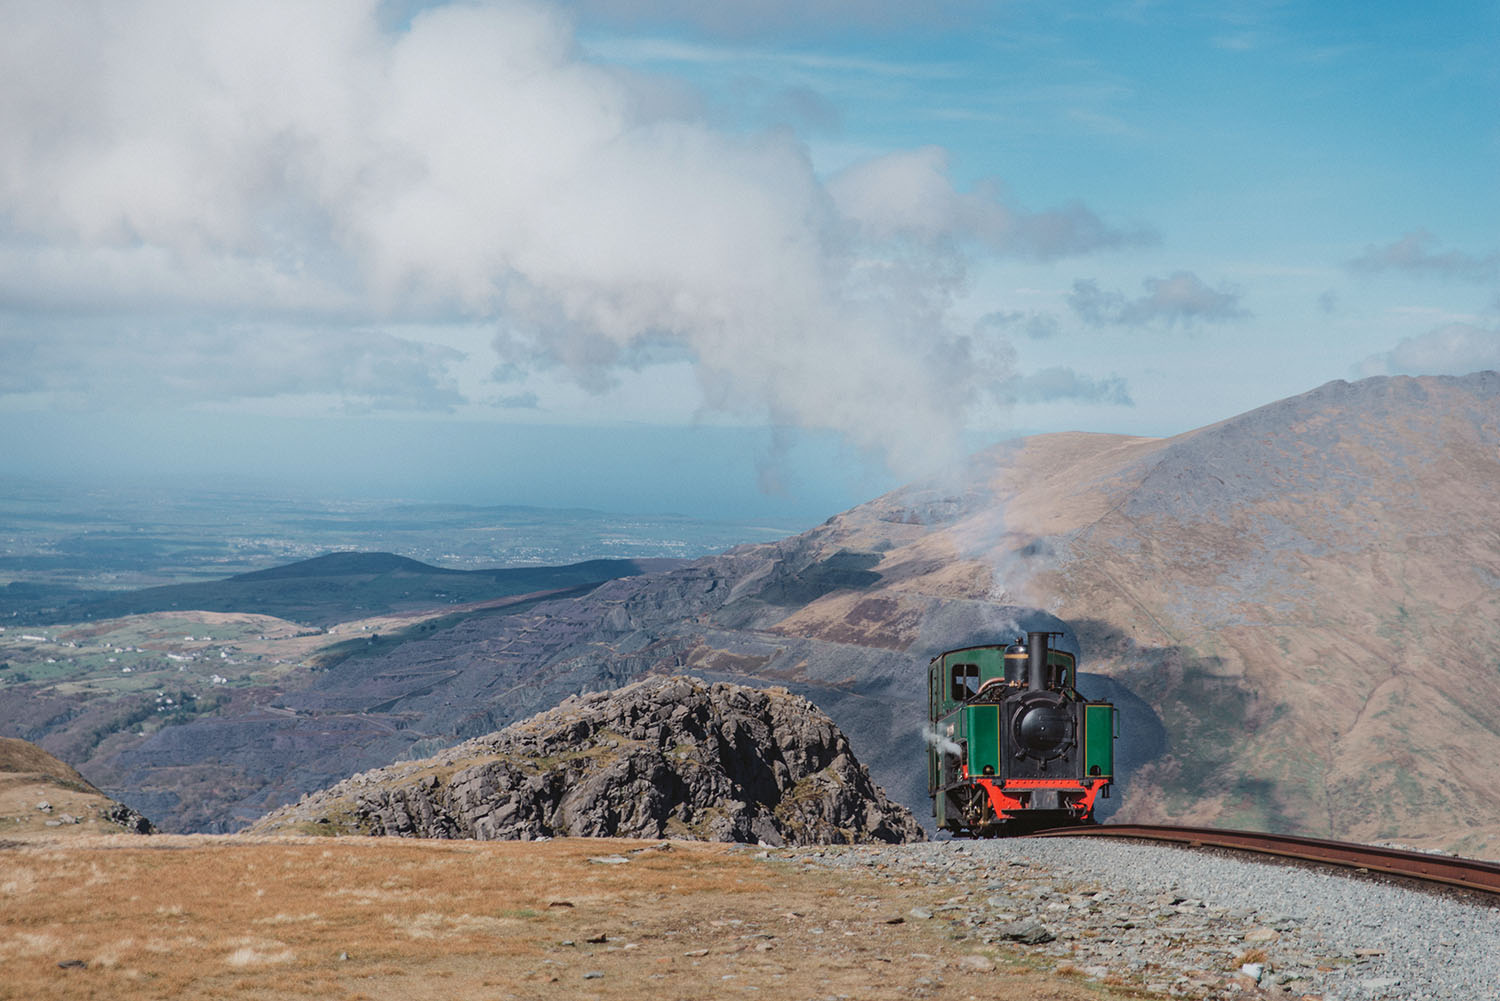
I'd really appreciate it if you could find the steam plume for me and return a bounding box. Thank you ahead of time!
[922,725,963,757]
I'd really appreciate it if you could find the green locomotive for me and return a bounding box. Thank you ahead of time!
[927,630,1116,835]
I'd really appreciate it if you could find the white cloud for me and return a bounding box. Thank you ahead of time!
[555,0,979,38]
[1068,271,1248,327]
[1356,322,1500,378]
[977,309,1059,340]
[1350,231,1499,284]
[998,366,1132,406]
[828,146,1153,259]
[0,316,465,411]
[0,0,1140,477]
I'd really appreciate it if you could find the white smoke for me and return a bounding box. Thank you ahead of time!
[0,0,1144,476]
[921,725,962,757]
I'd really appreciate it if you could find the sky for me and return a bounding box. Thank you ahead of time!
[1,0,1496,522]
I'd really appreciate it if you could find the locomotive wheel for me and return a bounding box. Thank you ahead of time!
[954,785,994,833]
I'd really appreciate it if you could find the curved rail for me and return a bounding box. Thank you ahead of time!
[1027,823,1500,898]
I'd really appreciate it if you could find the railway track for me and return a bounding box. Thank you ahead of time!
[1029,823,1500,899]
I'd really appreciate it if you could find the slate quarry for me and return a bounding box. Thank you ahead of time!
[251,676,924,845]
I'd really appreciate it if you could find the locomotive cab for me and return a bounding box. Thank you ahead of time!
[927,630,1116,836]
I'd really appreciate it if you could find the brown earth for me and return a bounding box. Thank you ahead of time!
[0,834,1154,1001]
[0,737,152,839]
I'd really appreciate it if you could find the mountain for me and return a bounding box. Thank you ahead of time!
[10,552,685,627]
[7,373,1499,856]
[0,737,153,836]
[249,675,923,845]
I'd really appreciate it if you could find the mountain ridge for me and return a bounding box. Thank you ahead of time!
[11,553,686,627]
[5,373,1497,855]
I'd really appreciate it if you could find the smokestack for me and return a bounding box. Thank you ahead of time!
[1027,630,1050,692]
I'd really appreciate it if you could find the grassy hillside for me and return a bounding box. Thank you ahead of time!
[0,737,152,837]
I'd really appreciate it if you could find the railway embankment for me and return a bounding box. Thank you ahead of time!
[786,836,1500,1000]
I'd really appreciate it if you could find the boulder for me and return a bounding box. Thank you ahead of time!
[250,676,924,845]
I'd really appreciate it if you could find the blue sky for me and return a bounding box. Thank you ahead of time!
[1,1,1495,521]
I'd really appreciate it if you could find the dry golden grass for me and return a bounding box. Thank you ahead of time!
[0,834,1157,1001]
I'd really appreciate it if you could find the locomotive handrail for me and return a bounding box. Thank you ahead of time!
[1027,823,1500,898]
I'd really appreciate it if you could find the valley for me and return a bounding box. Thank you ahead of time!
[3,373,1499,860]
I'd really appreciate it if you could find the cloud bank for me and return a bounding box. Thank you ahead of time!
[0,317,464,412]
[0,0,1143,476]
[1350,231,1499,284]
[1357,322,1500,378]
[1068,271,1247,327]
[999,366,1132,406]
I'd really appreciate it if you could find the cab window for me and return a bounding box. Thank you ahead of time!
[1053,653,1076,690]
[950,662,979,701]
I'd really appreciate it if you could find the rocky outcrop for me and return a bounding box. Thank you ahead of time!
[250,676,924,845]
[0,736,155,836]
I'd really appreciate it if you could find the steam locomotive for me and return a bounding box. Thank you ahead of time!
[927,630,1116,836]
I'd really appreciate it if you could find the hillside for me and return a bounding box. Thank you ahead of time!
[5,373,1499,856]
[0,737,153,837]
[10,552,683,627]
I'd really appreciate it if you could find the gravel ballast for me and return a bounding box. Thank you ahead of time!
[782,837,1500,1000]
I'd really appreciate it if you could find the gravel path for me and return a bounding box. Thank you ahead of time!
[783,838,1500,1000]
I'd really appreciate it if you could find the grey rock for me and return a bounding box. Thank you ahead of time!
[997,919,1054,945]
[101,801,155,834]
[252,676,923,845]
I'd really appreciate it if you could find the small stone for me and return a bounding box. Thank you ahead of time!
[1360,977,1399,990]
[588,855,630,865]
[683,949,709,957]
[1242,926,1279,943]
[956,954,995,972]
[36,801,52,813]
[997,920,1054,945]
[583,970,604,980]
[908,907,933,920]
[57,959,87,970]
[1239,962,1265,983]
[337,952,349,961]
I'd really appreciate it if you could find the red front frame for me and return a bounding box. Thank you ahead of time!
[963,770,1109,822]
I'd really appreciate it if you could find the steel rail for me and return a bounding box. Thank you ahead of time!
[1027,824,1500,898]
